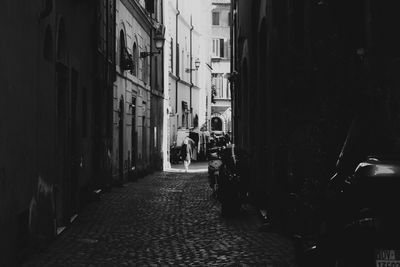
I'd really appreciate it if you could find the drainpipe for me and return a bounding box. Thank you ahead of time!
[175,0,180,120]
[189,15,194,127]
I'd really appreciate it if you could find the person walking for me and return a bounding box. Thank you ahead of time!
[181,137,192,172]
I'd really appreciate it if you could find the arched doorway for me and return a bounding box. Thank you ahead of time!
[211,117,223,131]
[131,96,137,170]
[118,96,124,182]
[257,18,268,147]
[193,114,199,128]
[241,57,249,145]
[55,18,72,226]
[43,25,53,61]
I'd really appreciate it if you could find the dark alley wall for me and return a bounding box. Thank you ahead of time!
[0,1,115,265]
[232,0,400,211]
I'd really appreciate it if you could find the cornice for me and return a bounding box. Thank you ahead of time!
[116,71,151,92]
[151,89,164,98]
[169,72,179,80]
[178,79,192,87]
[178,15,192,30]
[120,0,153,32]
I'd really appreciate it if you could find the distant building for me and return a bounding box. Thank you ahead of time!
[211,0,232,133]
[164,0,212,166]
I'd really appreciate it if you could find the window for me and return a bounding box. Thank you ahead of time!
[224,39,231,59]
[220,39,224,58]
[43,25,53,61]
[56,20,66,63]
[226,80,230,99]
[131,42,138,76]
[212,11,220,25]
[119,30,124,68]
[119,30,131,71]
[212,73,224,98]
[212,39,219,57]
[142,47,149,83]
[138,44,143,78]
[145,0,154,13]
[212,38,224,58]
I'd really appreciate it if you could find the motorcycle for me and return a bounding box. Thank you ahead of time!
[298,155,400,267]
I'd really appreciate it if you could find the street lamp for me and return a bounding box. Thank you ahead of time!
[140,28,165,58]
[185,58,201,73]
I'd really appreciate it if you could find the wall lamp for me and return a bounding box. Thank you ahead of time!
[140,29,165,58]
[185,58,201,73]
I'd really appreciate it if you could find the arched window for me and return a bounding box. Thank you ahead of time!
[131,41,138,76]
[56,19,67,63]
[118,29,132,71]
[142,46,149,84]
[119,30,126,70]
[43,25,53,61]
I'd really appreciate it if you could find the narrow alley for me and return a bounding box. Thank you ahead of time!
[23,167,296,266]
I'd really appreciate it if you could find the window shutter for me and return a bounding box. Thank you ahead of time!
[220,39,224,58]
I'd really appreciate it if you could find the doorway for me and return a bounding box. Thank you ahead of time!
[118,97,124,182]
[70,69,79,217]
[211,117,223,131]
[56,62,69,227]
[131,97,137,170]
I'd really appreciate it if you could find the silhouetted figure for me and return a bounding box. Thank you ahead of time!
[181,138,193,172]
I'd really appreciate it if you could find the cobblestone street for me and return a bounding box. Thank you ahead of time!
[23,169,297,266]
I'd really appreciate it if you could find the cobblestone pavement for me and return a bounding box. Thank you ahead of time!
[23,171,297,266]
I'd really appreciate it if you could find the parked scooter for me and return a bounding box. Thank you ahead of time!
[216,145,248,217]
[208,146,223,197]
[298,155,400,267]
[170,144,181,164]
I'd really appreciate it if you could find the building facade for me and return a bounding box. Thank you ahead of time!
[231,0,400,224]
[0,0,115,265]
[149,0,165,171]
[165,0,212,164]
[211,0,232,133]
[113,0,164,181]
